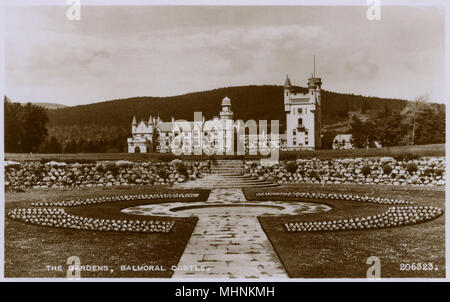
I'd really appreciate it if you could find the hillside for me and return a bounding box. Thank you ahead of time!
[47,85,409,137]
[31,102,68,110]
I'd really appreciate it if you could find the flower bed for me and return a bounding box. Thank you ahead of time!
[4,160,210,189]
[255,192,413,205]
[31,193,201,207]
[245,156,445,186]
[285,206,443,232]
[7,208,174,233]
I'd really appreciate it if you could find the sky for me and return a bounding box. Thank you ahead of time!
[4,5,446,106]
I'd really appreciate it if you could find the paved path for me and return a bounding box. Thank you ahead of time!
[122,188,331,278]
[172,201,288,278]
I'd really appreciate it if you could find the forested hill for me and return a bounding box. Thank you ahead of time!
[47,85,409,132]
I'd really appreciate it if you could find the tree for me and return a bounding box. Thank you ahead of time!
[39,136,62,153]
[374,111,407,147]
[4,97,24,152]
[63,139,78,153]
[401,95,430,145]
[20,103,49,152]
[349,114,376,148]
[4,97,49,153]
[414,105,445,145]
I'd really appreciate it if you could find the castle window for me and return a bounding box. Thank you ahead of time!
[305,129,308,135]
[298,118,303,126]
[293,138,296,145]
[297,108,302,114]
[293,129,296,135]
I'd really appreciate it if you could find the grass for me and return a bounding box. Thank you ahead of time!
[4,143,445,162]
[244,184,445,278]
[4,186,210,278]
[5,182,446,279]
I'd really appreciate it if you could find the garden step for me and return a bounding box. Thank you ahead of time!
[174,160,277,188]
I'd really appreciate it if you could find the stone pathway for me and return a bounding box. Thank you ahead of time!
[206,188,247,202]
[121,188,331,278]
[172,201,288,278]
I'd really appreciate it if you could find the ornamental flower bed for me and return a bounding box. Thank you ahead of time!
[244,156,445,186]
[4,160,210,190]
[31,193,201,207]
[7,208,174,233]
[285,206,443,232]
[254,192,413,205]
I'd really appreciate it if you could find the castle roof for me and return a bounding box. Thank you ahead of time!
[284,75,292,89]
[132,116,137,125]
[222,96,231,106]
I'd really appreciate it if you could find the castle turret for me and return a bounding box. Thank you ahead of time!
[132,116,137,133]
[284,75,292,112]
[307,72,322,149]
[284,75,292,90]
[147,115,154,134]
[219,96,233,120]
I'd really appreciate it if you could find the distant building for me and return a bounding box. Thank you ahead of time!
[332,134,353,149]
[332,134,382,149]
[128,72,323,153]
[127,97,274,154]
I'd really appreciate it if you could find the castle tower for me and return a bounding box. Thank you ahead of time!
[131,116,137,133]
[219,96,234,154]
[308,73,322,149]
[284,75,293,112]
[219,96,234,120]
[284,68,322,150]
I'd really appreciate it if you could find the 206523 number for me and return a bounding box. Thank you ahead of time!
[400,263,437,271]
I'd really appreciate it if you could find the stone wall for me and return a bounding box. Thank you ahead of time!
[5,160,210,190]
[244,157,445,186]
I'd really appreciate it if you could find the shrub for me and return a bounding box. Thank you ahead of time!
[157,169,168,179]
[250,162,258,168]
[286,161,298,173]
[280,152,298,161]
[5,162,22,172]
[309,171,321,181]
[393,153,419,162]
[434,168,444,177]
[158,154,177,162]
[382,163,393,175]
[407,163,418,174]
[405,153,420,160]
[40,158,51,164]
[115,160,133,168]
[176,162,188,176]
[361,164,371,176]
[423,168,434,177]
[105,162,120,176]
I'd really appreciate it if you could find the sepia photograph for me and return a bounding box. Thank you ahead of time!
[0,0,447,285]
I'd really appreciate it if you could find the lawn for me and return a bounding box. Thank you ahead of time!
[4,186,209,278]
[245,184,445,278]
[4,143,445,162]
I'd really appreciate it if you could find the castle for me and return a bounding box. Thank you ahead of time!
[284,73,322,150]
[127,74,322,153]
